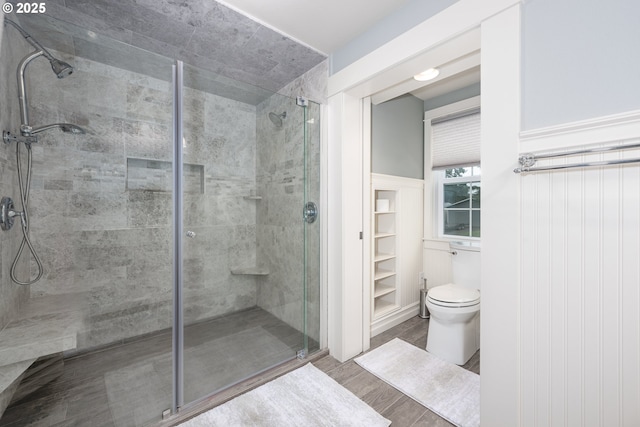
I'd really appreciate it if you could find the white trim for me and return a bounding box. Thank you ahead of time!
[362,97,372,353]
[519,109,640,153]
[480,6,521,426]
[371,305,420,337]
[326,2,522,423]
[319,103,328,350]
[425,95,481,121]
[328,0,520,97]
[425,97,481,240]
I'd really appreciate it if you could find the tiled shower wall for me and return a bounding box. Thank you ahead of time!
[22,51,260,350]
[254,75,323,343]
[8,40,326,351]
[0,17,31,330]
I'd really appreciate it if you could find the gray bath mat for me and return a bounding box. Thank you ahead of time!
[179,363,390,426]
[355,338,479,427]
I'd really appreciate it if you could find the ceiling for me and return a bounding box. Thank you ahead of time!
[215,0,479,103]
[217,0,412,54]
[15,0,328,102]
[14,0,478,104]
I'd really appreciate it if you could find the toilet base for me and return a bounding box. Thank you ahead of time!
[426,312,479,365]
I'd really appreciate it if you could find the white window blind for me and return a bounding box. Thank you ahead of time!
[431,110,481,170]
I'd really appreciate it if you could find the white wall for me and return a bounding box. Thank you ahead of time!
[329,0,459,74]
[522,0,640,130]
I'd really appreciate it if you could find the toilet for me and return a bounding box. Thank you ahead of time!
[425,243,480,365]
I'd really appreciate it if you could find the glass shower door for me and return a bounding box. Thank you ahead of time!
[178,62,317,406]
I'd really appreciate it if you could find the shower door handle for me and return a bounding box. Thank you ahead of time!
[303,202,317,224]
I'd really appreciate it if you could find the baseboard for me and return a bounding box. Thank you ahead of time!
[371,305,420,337]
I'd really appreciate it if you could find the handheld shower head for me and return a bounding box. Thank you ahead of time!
[49,58,73,79]
[29,123,87,136]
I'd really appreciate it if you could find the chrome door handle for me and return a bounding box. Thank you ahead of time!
[186,230,196,238]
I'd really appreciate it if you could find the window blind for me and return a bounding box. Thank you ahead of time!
[431,110,480,170]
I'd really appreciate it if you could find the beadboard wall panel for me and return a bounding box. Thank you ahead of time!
[520,142,640,427]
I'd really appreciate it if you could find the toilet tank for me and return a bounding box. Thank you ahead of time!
[450,242,481,290]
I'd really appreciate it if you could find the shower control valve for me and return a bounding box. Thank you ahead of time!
[1,197,16,231]
[3,130,37,146]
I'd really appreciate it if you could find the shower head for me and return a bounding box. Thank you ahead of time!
[4,19,74,79]
[49,58,74,79]
[29,123,87,136]
[269,111,287,128]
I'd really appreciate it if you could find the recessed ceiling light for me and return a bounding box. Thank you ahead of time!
[413,68,440,81]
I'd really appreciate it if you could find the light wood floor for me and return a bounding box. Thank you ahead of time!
[2,313,479,427]
[312,316,480,427]
[0,307,308,427]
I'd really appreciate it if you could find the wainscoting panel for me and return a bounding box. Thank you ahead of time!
[423,239,453,287]
[520,143,640,426]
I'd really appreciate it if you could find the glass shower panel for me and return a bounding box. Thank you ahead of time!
[1,13,176,427]
[181,63,311,405]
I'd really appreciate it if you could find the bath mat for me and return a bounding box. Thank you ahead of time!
[355,338,479,427]
[179,363,391,427]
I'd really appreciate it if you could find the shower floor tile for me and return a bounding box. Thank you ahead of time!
[0,307,304,427]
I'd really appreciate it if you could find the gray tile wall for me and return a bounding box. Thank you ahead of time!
[0,23,327,352]
[0,16,32,329]
[255,61,326,343]
[22,52,260,350]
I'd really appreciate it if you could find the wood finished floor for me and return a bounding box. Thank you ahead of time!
[0,307,307,427]
[1,313,479,427]
[312,316,480,427]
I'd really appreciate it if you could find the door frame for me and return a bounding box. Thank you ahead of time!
[326,1,522,425]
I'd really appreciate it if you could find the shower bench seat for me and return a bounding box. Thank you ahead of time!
[0,294,83,416]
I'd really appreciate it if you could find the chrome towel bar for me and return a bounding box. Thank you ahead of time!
[514,142,640,174]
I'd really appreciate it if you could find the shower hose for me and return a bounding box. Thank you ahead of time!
[10,140,44,285]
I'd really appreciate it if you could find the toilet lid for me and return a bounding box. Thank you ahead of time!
[428,284,480,306]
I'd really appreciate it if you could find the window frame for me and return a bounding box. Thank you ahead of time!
[424,95,481,242]
[436,167,481,241]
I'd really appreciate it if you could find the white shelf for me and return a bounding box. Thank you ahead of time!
[374,232,396,239]
[374,284,396,298]
[374,270,395,281]
[372,187,400,322]
[374,253,396,262]
[373,299,400,318]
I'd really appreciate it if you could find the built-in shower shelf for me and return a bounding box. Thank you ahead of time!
[230,267,270,276]
[243,196,262,200]
[0,294,83,368]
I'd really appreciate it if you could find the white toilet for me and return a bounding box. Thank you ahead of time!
[425,243,480,365]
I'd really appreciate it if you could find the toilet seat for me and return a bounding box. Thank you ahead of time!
[427,283,480,308]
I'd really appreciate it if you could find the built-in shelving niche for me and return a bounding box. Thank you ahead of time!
[126,158,204,193]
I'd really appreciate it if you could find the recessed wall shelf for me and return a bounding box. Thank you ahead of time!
[371,188,399,320]
[230,267,269,276]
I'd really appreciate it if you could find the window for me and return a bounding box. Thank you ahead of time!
[441,166,481,238]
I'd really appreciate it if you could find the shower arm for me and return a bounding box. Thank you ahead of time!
[17,50,44,136]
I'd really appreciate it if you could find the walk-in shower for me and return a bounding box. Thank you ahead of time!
[0,12,321,427]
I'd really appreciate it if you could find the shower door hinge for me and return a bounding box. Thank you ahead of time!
[296,96,308,107]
